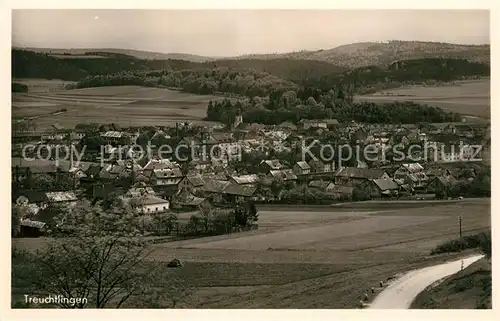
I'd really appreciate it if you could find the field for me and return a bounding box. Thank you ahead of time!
[12,83,226,130]
[355,79,490,119]
[12,78,76,93]
[12,199,490,308]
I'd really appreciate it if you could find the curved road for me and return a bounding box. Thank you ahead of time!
[369,254,485,309]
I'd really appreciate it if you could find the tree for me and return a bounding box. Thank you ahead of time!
[478,231,491,259]
[187,215,201,234]
[12,205,22,237]
[233,206,248,227]
[233,201,259,228]
[14,237,151,308]
[352,186,370,201]
[199,202,213,233]
[247,201,259,224]
[12,200,191,308]
[271,177,285,199]
[27,173,56,190]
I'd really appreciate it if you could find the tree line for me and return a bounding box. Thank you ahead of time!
[303,58,490,93]
[71,68,299,98]
[206,90,461,126]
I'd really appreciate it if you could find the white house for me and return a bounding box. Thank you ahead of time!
[138,195,170,214]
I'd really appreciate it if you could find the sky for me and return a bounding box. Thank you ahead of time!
[12,10,490,57]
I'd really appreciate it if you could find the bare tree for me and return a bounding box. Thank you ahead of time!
[12,200,191,308]
[22,236,152,308]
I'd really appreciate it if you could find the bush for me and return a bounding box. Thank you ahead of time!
[430,231,491,256]
[12,82,28,92]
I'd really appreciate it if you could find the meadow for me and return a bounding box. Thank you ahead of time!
[12,199,490,308]
[355,79,490,119]
[12,83,226,130]
[148,199,490,308]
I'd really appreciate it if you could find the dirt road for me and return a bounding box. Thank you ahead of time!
[369,254,484,309]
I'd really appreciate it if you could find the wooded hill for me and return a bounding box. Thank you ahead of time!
[12,49,489,95]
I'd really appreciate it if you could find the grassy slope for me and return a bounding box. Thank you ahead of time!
[355,79,490,118]
[411,258,492,309]
[11,200,490,308]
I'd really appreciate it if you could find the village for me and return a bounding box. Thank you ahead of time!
[11,114,491,238]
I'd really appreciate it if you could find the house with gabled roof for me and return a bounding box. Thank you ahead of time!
[179,175,205,191]
[259,159,287,174]
[171,188,208,210]
[293,161,311,176]
[427,175,458,198]
[230,174,260,186]
[362,178,399,199]
[269,169,298,182]
[334,167,389,186]
[223,182,258,203]
[46,191,78,207]
[393,163,429,189]
[135,194,170,214]
[151,167,183,187]
[308,180,335,192]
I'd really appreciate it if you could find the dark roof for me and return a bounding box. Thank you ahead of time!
[295,161,311,170]
[429,134,461,143]
[309,180,331,189]
[212,132,234,143]
[425,167,451,177]
[135,173,151,183]
[52,123,64,131]
[335,167,387,179]
[141,195,170,206]
[308,159,325,167]
[223,182,257,197]
[201,180,230,193]
[435,175,458,187]
[19,191,49,203]
[85,164,102,178]
[186,175,205,187]
[372,178,399,191]
[173,189,205,206]
[324,119,340,125]
[153,185,179,197]
[202,172,228,181]
[109,165,126,175]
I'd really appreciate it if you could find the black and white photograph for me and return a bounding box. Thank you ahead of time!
[6,5,492,312]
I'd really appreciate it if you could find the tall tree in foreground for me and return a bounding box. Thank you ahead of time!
[14,237,151,308]
[12,200,191,308]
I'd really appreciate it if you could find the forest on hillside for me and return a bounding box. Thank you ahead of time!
[71,68,299,98]
[12,49,489,94]
[11,49,345,85]
[305,58,490,93]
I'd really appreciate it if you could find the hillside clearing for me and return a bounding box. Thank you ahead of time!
[11,85,225,129]
[356,79,490,118]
